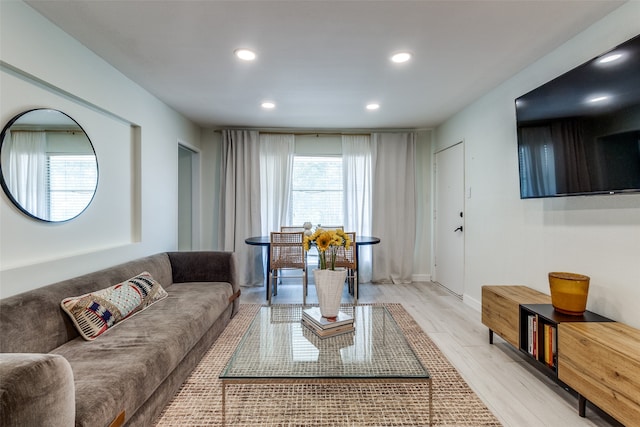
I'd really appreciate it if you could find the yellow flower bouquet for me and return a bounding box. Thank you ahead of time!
[303,228,352,270]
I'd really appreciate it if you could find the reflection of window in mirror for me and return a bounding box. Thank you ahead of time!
[45,131,97,221]
[48,155,98,221]
[0,109,98,222]
[3,130,97,221]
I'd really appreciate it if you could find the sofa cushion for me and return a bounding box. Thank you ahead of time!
[61,272,168,340]
[51,281,233,426]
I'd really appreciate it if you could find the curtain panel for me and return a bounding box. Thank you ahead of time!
[518,126,556,197]
[342,134,373,283]
[371,132,417,284]
[259,133,295,235]
[551,120,591,194]
[3,130,48,218]
[218,130,263,287]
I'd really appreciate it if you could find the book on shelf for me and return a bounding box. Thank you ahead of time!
[527,315,533,355]
[527,314,538,357]
[301,307,354,330]
[548,324,557,368]
[551,325,557,368]
[301,317,355,338]
[544,324,551,367]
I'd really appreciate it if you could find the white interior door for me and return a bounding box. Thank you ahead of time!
[435,142,465,296]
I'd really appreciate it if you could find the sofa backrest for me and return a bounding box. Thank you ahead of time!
[0,253,173,354]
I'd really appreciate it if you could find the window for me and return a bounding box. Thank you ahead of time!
[47,154,98,221]
[290,156,343,226]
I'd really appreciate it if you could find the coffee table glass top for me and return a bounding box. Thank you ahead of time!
[220,305,429,380]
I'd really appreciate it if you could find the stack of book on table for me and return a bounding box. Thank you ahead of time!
[301,307,354,338]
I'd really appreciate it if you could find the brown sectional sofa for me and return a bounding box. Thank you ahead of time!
[0,251,240,427]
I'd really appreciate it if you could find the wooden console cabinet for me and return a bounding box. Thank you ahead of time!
[483,285,640,425]
[559,322,640,427]
[481,285,550,347]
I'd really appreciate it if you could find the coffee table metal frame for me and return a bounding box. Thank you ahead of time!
[220,305,432,425]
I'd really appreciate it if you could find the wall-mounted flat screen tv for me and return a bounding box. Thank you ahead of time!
[516,34,640,199]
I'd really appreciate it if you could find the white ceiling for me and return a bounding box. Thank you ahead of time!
[25,0,626,130]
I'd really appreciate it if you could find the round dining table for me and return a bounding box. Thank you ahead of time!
[245,235,381,299]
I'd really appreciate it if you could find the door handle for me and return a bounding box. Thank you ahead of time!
[454,226,463,232]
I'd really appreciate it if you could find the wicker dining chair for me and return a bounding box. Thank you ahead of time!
[317,225,343,231]
[280,226,309,285]
[331,231,358,304]
[269,231,308,305]
[280,226,305,232]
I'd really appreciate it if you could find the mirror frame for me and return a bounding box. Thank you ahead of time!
[0,108,99,222]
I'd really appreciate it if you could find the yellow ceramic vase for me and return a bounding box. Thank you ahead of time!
[548,272,590,316]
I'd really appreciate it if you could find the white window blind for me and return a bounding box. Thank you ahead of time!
[290,156,343,226]
[47,154,98,221]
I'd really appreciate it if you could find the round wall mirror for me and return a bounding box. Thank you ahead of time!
[0,109,98,222]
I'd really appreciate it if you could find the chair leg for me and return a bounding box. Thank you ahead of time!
[273,270,278,296]
[303,269,307,306]
[304,253,309,292]
[267,272,272,306]
[353,272,358,305]
[348,269,355,295]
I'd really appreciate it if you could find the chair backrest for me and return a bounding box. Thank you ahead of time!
[317,225,344,231]
[280,226,305,232]
[270,232,306,269]
[333,231,356,269]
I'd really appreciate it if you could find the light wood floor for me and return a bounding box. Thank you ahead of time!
[240,281,621,427]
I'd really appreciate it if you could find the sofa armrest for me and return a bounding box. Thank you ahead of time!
[0,353,75,427]
[167,251,240,315]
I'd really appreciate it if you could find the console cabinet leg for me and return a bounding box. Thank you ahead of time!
[489,329,494,344]
[578,394,586,417]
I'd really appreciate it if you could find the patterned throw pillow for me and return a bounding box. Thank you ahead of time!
[61,272,168,340]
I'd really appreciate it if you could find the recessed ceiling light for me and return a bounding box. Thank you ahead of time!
[234,48,256,61]
[261,101,276,109]
[586,95,610,104]
[366,103,380,110]
[597,52,623,64]
[391,52,412,63]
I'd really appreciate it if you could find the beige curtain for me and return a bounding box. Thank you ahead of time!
[371,132,416,284]
[218,130,263,287]
[3,130,48,218]
[259,133,295,235]
[342,134,373,283]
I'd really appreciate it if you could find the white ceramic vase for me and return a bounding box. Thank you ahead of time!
[313,268,347,319]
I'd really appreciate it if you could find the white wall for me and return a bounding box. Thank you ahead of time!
[435,1,640,328]
[200,129,222,251]
[0,1,201,298]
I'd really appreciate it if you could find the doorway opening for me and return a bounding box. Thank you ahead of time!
[178,144,200,250]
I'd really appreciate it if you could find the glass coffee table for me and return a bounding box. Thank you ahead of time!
[220,305,431,425]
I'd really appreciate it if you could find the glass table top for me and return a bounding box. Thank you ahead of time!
[220,305,429,380]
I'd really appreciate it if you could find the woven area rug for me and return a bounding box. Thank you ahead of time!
[155,303,501,426]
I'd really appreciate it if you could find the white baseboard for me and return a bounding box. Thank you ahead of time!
[412,273,431,283]
[463,293,481,312]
